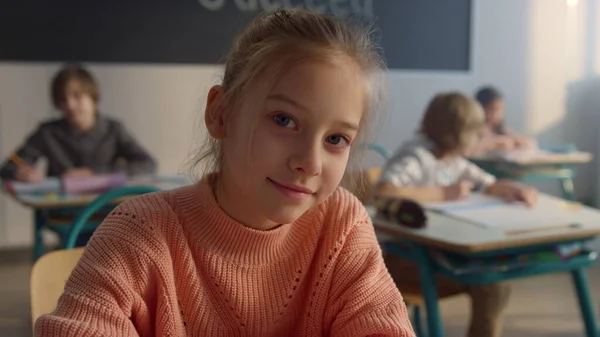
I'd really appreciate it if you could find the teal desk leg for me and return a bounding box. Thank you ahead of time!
[33,209,45,261]
[412,306,425,337]
[571,268,599,337]
[561,178,576,201]
[412,243,444,337]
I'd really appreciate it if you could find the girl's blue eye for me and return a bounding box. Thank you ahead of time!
[326,134,350,147]
[273,114,296,129]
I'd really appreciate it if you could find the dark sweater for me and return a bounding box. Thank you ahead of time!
[0,114,157,180]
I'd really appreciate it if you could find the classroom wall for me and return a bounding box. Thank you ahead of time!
[524,0,600,205]
[569,4,600,206]
[1,0,594,249]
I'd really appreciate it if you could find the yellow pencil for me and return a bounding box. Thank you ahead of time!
[560,201,582,211]
[8,153,29,169]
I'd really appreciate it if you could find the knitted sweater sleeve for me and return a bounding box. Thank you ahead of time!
[327,210,415,337]
[35,204,163,337]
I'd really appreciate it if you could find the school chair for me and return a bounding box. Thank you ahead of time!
[362,142,392,160]
[30,247,84,325]
[342,143,388,202]
[347,143,390,203]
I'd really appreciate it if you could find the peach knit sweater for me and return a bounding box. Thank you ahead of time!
[35,180,414,336]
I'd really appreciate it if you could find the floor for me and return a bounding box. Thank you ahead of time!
[2,248,599,337]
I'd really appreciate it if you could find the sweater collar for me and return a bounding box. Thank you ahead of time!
[174,177,323,266]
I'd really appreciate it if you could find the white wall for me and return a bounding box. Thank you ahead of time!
[0,65,55,247]
[522,0,600,204]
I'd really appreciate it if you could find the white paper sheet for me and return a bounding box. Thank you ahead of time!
[425,193,505,212]
[5,178,61,194]
[437,195,582,231]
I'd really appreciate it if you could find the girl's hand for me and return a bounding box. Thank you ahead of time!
[495,136,517,151]
[15,167,43,183]
[444,181,474,201]
[487,180,538,207]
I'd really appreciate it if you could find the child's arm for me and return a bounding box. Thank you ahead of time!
[486,180,538,206]
[493,125,535,150]
[326,215,415,336]
[468,134,518,155]
[0,128,45,181]
[376,181,471,203]
[375,152,472,203]
[115,122,157,175]
[460,161,538,206]
[459,159,496,191]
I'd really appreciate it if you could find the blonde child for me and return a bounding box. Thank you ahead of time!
[35,9,415,337]
[376,93,537,337]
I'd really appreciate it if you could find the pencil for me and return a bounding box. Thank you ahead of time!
[8,153,29,169]
[505,223,580,236]
[428,209,488,229]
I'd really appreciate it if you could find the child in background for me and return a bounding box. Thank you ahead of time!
[36,9,414,337]
[0,64,156,182]
[376,93,537,337]
[473,86,533,153]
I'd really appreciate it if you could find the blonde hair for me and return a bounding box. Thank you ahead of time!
[420,92,484,156]
[188,8,386,183]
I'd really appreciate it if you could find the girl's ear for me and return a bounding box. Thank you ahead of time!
[205,85,227,139]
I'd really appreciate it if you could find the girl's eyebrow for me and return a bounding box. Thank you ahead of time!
[267,93,360,131]
[335,121,359,132]
[267,93,309,112]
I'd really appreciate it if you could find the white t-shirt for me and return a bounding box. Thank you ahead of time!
[379,134,496,191]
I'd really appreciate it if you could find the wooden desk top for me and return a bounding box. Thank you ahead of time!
[5,175,191,209]
[469,151,593,166]
[372,194,600,253]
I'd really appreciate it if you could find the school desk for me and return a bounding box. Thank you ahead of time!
[470,151,592,201]
[373,193,600,337]
[3,175,190,260]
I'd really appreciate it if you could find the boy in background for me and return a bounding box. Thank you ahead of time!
[0,64,156,182]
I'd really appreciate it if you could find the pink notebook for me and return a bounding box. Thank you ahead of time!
[62,172,127,194]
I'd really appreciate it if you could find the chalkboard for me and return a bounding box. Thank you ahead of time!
[0,0,471,71]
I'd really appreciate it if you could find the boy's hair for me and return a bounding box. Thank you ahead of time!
[51,64,99,109]
[475,86,502,109]
[420,93,484,156]
[189,8,386,186]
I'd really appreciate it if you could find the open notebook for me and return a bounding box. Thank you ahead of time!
[425,193,587,233]
[4,178,61,194]
[4,172,127,195]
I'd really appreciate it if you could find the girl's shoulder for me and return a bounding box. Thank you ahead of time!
[315,187,372,231]
[93,187,186,242]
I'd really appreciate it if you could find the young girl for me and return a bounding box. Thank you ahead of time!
[376,93,537,337]
[35,9,414,337]
[0,64,156,182]
[473,86,532,153]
